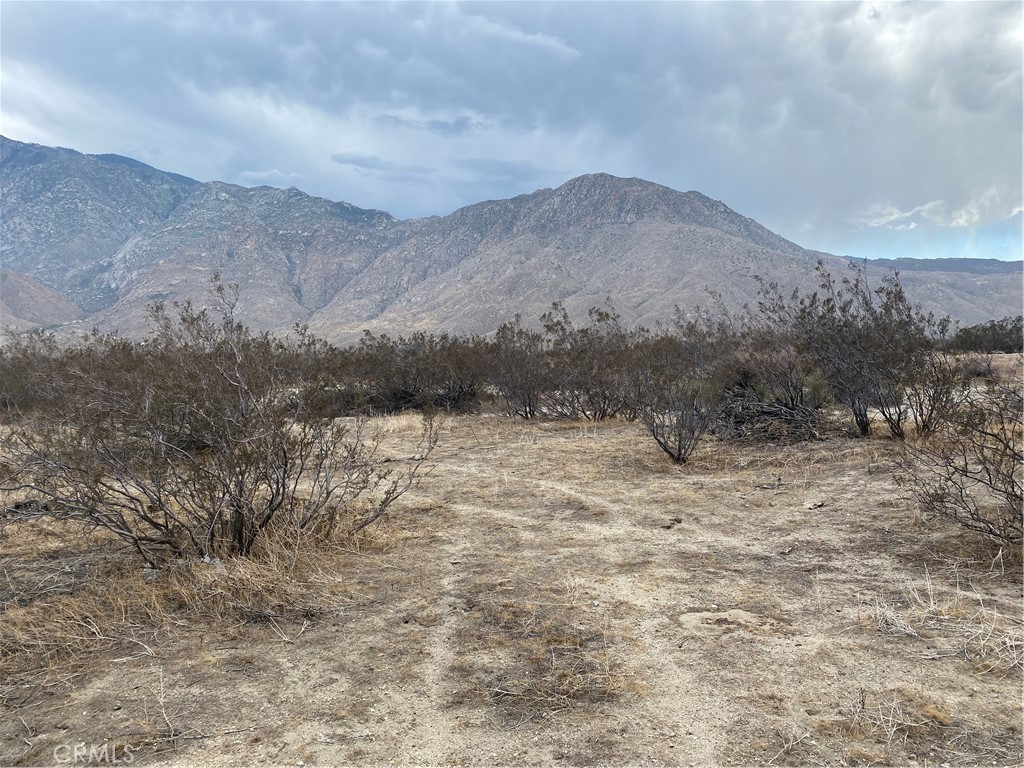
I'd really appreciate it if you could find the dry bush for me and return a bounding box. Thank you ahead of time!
[626,321,727,464]
[724,283,830,443]
[901,381,1022,548]
[537,302,636,421]
[350,331,487,414]
[633,384,711,464]
[766,261,959,439]
[957,353,995,382]
[948,316,1023,355]
[0,293,438,566]
[488,315,549,419]
[715,394,825,444]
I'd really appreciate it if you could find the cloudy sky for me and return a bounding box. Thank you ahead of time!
[2,1,1021,260]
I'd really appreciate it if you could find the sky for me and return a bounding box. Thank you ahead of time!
[1,1,1021,261]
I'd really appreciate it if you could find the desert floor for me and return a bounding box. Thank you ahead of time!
[2,413,1021,767]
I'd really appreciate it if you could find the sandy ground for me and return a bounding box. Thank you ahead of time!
[2,413,1021,767]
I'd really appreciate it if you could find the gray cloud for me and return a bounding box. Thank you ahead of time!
[331,152,433,174]
[376,114,479,137]
[455,157,545,184]
[1,1,1019,259]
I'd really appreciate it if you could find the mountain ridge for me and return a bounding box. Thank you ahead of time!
[1,135,1020,342]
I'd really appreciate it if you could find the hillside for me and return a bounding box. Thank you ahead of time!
[0,269,83,333]
[1,136,1020,342]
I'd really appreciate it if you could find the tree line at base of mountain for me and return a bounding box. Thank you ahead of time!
[1,262,1020,562]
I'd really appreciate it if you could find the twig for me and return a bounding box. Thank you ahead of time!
[767,730,810,765]
[267,616,296,644]
[157,667,175,739]
[124,725,261,744]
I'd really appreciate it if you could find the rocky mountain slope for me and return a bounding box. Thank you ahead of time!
[1,136,1020,343]
[0,269,83,333]
[1,138,198,313]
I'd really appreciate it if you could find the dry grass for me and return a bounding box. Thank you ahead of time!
[459,579,626,728]
[836,687,954,746]
[987,352,1023,383]
[804,686,960,767]
[0,516,391,702]
[2,414,1022,767]
[899,570,1024,674]
[370,411,429,436]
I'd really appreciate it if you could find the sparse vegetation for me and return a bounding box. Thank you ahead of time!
[947,315,1023,354]
[0,286,437,566]
[901,375,1023,547]
[453,579,624,728]
[0,276,1020,767]
[780,261,965,439]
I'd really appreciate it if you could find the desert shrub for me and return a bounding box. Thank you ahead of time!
[901,379,1022,548]
[634,380,713,464]
[0,329,66,416]
[0,290,437,566]
[948,316,1023,354]
[902,350,972,438]
[488,315,550,418]
[350,331,485,414]
[775,262,962,439]
[626,318,727,464]
[280,338,368,419]
[957,353,995,382]
[425,333,488,412]
[715,286,828,442]
[539,301,639,421]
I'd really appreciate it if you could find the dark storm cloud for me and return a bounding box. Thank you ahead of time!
[1,2,1019,258]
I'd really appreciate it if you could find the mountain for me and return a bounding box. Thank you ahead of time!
[0,138,199,313]
[304,175,853,339]
[1,136,1020,343]
[0,269,83,333]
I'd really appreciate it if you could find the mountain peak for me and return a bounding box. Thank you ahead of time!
[555,172,669,196]
[514,173,796,254]
[2,137,1019,341]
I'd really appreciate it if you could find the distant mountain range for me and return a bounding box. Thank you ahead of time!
[1,135,1020,343]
